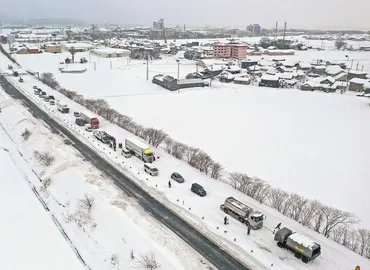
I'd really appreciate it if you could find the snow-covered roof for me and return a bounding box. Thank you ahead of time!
[298,62,312,69]
[289,232,317,250]
[234,77,250,82]
[321,76,335,84]
[91,48,130,54]
[325,66,343,75]
[348,70,367,75]
[302,81,320,88]
[334,72,347,80]
[62,42,94,49]
[349,78,369,85]
[261,74,279,81]
[60,66,87,73]
[313,65,326,70]
[278,73,293,80]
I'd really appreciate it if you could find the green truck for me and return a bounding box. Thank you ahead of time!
[274,227,321,263]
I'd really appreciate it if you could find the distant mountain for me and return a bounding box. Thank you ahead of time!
[0,12,21,24]
[26,18,88,26]
[0,12,87,26]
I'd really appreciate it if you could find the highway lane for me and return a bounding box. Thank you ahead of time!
[0,75,252,270]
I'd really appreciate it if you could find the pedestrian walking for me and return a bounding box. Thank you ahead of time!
[168,181,171,188]
[224,216,229,225]
[247,224,251,235]
[113,142,117,151]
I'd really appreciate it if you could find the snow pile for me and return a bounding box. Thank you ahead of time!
[289,232,317,250]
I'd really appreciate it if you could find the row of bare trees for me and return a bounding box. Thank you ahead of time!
[229,173,370,259]
[39,72,370,260]
[40,73,224,180]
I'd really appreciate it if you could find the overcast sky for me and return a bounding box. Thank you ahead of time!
[3,0,370,30]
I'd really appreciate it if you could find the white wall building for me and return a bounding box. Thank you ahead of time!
[90,48,130,58]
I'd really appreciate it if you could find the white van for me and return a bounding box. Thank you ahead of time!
[144,163,159,176]
[121,147,132,158]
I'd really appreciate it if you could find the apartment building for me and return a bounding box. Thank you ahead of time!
[212,44,248,59]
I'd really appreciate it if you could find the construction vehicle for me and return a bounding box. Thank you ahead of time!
[220,197,265,229]
[125,138,155,163]
[274,227,321,263]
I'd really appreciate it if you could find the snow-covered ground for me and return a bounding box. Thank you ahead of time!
[0,82,208,270]
[11,47,370,229]
[0,130,84,270]
[1,50,370,269]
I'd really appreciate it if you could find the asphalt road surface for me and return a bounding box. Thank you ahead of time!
[0,75,252,270]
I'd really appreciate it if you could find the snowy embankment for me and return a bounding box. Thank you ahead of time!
[1,51,369,269]
[0,86,208,269]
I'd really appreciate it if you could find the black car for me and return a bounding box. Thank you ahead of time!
[191,183,206,197]
[75,118,85,126]
[48,95,55,100]
[171,172,185,183]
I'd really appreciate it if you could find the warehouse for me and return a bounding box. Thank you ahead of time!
[90,48,131,58]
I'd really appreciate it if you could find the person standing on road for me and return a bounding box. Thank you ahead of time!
[224,216,229,225]
[273,222,282,234]
[168,181,171,188]
[247,223,251,235]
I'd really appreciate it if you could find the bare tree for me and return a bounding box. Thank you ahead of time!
[137,252,160,270]
[110,253,119,266]
[358,228,370,256]
[196,150,213,174]
[163,137,174,153]
[281,192,297,216]
[117,115,133,130]
[321,206,357,238]
[210,161,223,180]
[300,200,322,227]
[80,194,95,212]
[40,72,60,89]
[33,150,55,167]
[146,128,167,147]
[229,172,252,194]
[69,46,76,63]
[186,147,201,167]
[21,128,31,141]
[249,177,271,204]
[268,188,289,213]
[288,193,307,221]
[312,205,325,233]
[171,142,188,160]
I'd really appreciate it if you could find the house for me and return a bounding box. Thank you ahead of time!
[300,81,321,91]
[330,81,347,91]
[16,46,40,54]
[277,73,294,80]
[347,70,368,81]
[61,42,94,52]
[349,78,370,92]
[319,76,335,85]
[264,49,295,56]
[325,66,343,77]
[177,78,207,89]
[312,65,326,75]
[16,48,29,54]
[296,62,312,72]
[212,43,248,59]
[241,60,258,69]
[334,72,347,82]
[152,74,207,91]
[91,48,130,58]
[233,76,251,85]
[259,74,280,88]
[46,44,62,53]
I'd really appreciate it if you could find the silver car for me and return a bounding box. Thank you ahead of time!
[171,172,185,183]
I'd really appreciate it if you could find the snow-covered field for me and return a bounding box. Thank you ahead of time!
[0,130,84,270]
[11,46,370,229]
[0,82,208,270]
[1,49,370,270]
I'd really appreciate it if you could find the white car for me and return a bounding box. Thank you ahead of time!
[85,125,93,132]
[49,100,55,105]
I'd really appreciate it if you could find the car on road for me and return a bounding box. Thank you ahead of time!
[144,163,159,176]
[75,118,85,126]
[85,125,93,132]
[49,100,55,105]
[32,85,38,89]
[48,95,55,100]
[40,91,47,98]
[44,96,50,102]
[191,183,206,197]
[121,148,132,158]
[74,112,81,117]
[34,88,41,95]
[171,172,185,183]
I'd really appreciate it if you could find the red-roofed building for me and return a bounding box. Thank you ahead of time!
[212,44,248,59]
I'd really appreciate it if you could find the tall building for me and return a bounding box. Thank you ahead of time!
[212,44,248,59]
[153,18,165,31]
[247,24,261,35]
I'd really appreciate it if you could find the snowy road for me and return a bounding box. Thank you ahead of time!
[0,74,251,270]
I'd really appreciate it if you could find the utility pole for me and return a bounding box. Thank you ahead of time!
[283,21,287,42]
[351,59,354,70]
[361,65,364,72]
[196,63,198,73]
[146,55,149,81]
[356,62,359,71]
[177,60,180,79]
[275,21,278,40]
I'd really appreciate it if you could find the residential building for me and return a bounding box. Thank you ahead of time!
[247,24,261,35]
[16,45,41,54]
[264,49,295,56]
[349,78,370,92]
[212,43,248,59]
[46,44,62,53]
[347,70,367,81]
[259,74,280,88]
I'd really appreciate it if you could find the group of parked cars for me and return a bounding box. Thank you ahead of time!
[33,86,56,105]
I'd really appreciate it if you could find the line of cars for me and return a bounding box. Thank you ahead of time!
[30,83,321,263]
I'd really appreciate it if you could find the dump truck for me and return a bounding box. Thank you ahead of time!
[274,227,321,263]
[125,138,155,163]
[220,197,265,229]
[56,100,70,113]
[93,130,111,144]
[80,111,99,129]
